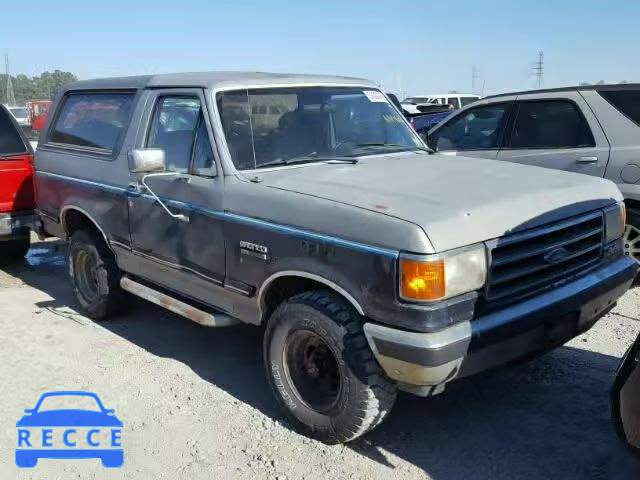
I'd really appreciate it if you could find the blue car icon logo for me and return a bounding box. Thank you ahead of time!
[16,391,123,468]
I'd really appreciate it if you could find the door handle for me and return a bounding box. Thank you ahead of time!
[127,182,144,193]
[577,156,598,164]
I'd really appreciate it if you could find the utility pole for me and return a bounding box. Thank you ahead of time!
[472,65,479,94]
[531,50,544,89]
[4,53,16,106]
[394,71,403,99]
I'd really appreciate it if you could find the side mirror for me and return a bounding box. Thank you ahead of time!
[613,334,640,452]
[129,148,166,173]
[104,409,115,414]
[23,409,34,414]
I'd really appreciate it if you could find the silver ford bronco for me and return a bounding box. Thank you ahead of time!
[34,72,636,443]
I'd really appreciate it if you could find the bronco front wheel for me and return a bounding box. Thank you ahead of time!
[264,290,397,444]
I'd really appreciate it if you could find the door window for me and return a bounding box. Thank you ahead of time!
[147,96,209,173]
[446,97,461,109]
[461,96,480,107]
[508,100,595,149]
[430,103,510,151]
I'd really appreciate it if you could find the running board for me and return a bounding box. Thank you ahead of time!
[120,276,240,327]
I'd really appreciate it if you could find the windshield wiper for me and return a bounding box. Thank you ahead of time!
[256,153,358,169]
[353,143,431,152]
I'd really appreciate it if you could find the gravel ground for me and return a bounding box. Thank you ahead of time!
[1,238,640,479]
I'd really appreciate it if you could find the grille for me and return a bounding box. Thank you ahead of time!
[485,211,604,303]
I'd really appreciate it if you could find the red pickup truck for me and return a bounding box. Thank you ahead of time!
[0,104,34,263]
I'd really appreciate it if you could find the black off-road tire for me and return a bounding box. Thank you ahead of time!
[67,229,128,320]
[264,290,397,444]
[0,234,30,265]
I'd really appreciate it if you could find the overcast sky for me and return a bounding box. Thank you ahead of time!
[3,0,638,96]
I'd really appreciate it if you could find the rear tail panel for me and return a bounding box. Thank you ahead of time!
[0,154,34,213]
[0,106,34,213]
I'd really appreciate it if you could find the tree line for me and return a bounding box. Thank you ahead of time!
[0,70,77,105]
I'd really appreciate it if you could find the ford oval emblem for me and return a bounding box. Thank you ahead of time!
[543,247,572,264]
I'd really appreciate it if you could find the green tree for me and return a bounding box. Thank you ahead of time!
[1,70,77,105]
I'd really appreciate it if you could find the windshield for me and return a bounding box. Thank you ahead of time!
[33,103,50,115]
[10,107,28,118]
[217,87,423,170]
[404,97,431,104]
[36,394,102,412]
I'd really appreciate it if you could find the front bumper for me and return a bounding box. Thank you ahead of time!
[364,256,637,395]
[0,211,33,239]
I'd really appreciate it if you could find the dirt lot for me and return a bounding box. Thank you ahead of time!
[1,238,640,479]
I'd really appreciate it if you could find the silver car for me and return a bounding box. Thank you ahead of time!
[6,105,30,128]
[426,84,640,263]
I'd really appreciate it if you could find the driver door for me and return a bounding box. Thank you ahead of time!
[127,89,230,310]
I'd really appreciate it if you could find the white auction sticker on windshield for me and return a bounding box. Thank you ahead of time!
[363,90,388,103]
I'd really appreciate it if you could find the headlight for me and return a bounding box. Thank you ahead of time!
[399,244,487,302]
[604,202,625,243]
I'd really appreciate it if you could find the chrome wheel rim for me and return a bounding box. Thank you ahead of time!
[623,224,640,264]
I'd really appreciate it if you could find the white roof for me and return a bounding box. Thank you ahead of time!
[409,93,480,98]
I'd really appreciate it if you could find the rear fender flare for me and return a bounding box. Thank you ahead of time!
[60,205,112,251]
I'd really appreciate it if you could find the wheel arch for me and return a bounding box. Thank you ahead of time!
[60,205,111,250]
[258,271,365,322]
[625,198,640,215]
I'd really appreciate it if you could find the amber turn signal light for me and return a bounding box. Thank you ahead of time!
[400,258,446,301]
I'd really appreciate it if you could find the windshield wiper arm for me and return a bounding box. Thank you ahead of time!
[354,143,431,152]
[256,153,358,169]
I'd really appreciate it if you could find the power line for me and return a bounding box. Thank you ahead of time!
[4,53,16,106]
[472,65,479,94]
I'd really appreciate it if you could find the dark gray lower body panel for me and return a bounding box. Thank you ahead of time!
[114,245,260,324]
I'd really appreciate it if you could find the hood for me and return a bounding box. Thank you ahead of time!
[255,153,621,252]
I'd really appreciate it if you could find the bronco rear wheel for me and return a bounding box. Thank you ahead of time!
[68,229,127,320]
[264,290,397,444]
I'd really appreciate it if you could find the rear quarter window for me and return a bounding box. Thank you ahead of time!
[599,89,640,127]
[48,92,135,153]
[0,107,27,157]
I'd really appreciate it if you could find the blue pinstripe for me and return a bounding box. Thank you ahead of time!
[37,171,399,258]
